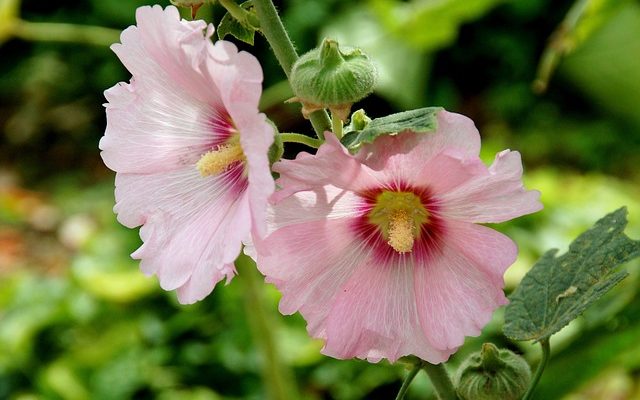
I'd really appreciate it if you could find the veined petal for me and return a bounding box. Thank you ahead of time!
[131,185,250,299]
[272,132,383,202]
[100,6,228,174]
[414,222,511,350]
[236,106,274,239]
[439,150,543,223]
[356,110,481,172]
[257,218,362,318]
[323,257,456,363]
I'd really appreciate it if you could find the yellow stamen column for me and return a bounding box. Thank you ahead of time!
[387,210,414,253]
[196,142,245,177]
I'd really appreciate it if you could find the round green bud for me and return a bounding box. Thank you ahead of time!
[290,38,376,120]
[455,343,531,400]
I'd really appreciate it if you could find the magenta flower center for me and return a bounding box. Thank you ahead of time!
[367,191,429,253]
[354,184,444,262]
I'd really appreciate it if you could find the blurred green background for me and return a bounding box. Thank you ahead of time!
[1,0,640,399]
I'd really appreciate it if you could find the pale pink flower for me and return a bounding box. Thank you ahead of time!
[255,110,542,363]
[99,5,274,304]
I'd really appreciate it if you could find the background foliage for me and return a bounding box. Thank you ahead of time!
[1,0,639,399]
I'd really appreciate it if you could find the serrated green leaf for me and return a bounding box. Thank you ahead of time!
[341,107,442,151]
[504,207,640,341]
[217,1,257,45]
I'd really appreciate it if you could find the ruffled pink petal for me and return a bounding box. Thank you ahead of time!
[255,186,365,329]
[257,218,359,316]
[413,149,486,194]
[272,132,382,202]
[114,5,219,104]
[414,220,513,350]
[114,165,250,303]
[356,110,481,172]
[236,107,274,239]
[439,150,543,223]
[100,6,228,174]
[203,44,275,239]
[207,40,263,110]
[323,258,455,363]
[130,185,250,301]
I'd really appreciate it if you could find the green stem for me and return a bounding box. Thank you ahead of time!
[522,339,551,400]
[395,363,422,400]
[532,0,589,93]
[218,0,259,28]
[279,133,321,149]
[331,112,343,139]
[236,254,299,400]
[252,0,330,139]
[422,362,458,400]
[11,20,120,46]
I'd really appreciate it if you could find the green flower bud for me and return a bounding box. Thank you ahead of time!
[455,343,531,400]
[290,38,376,121]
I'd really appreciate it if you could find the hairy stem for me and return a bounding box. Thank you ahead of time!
[522,339,551,400]
[252,0,330,139]
[236,254,299,400]
[422,362,458,400]
[279,132,321,149]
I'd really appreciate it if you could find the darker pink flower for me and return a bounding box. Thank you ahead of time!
[99,5,274,304]
[255,110,542,363]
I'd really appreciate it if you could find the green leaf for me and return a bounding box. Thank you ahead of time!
[504,207,640,341]
[341,107,442,151]
[217,1,257,45]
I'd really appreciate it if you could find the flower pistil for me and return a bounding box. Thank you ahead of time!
[367,191,429,253]
[197,135,245,177]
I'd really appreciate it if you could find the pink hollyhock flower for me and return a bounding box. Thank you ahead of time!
[99,5,274,304]
[255,110,542,363]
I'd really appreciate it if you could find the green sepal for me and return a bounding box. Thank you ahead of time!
[217,1,258,45]
[341,107,442,152]
[504,207,640,342]
[266,119,283,165]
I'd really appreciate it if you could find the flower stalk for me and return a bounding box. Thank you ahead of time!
[395,362,422,400]
[279,133,322,149]
[422,362,458,400]
[252,0,331,139]
[522,339,551,400]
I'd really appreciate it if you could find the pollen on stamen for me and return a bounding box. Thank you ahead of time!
[388,210,414,253]
[196,143,244,177]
